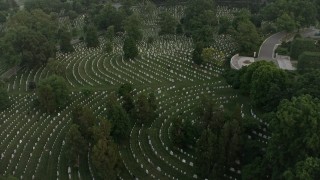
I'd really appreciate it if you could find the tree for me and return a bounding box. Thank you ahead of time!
[201,48,224,66]
[105,41,113,53]
[123,37,139,60]
[135,93,150,124]
[60,30,74,53]
[250,64,289,111]
[85,24,99,48]
[65,124,86,167]
[294,70,320,99]
[0,87,10,110]
[234,18,261,56]
[267,95,320,178]
[47,58,66,76]
[192,42,204,65]
[91,138,119,180]
[182,0,217,44]
[106,25,115,42]
[37,75,69,113]
[276,13,296,33]
[106,95,130,142]
[124,13,143,42]
[158,12,177,35]
[72,106,95,140]
[239,61,274,95]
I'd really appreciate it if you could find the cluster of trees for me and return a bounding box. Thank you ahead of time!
[117,83,158,125]
[0,10,57,67]
[260,0,318,33]
[171,96,246,179]
[66,106,120,180]
[36,75,69,113]
[241,95,320,179]
[195,99,244,179]
[225,61,290,112]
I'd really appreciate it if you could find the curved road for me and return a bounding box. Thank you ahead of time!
[258,32,286,60]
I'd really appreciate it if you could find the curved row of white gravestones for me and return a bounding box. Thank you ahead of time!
[1,91,112,179]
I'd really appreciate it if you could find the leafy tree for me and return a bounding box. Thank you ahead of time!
[85,24,99,48]
[176,23,183,34]
[171,116,198,148]
[294,70,320,99]
[105,41,113,53]
[118,83,133,97]
[201,48,224,65]
[135,93,150,124]
[91,138,119,180]
[0,87,9,110]
[239,61,274,95]
[267,95,320,178]
[65,124,86,167]
[250,64,289,111]
[106,25,115,42]
[124,13,143,42]
[276,13,296,33]
[106,95,130,142]
[123,37,139,60]
[47,58,66,76]
[182,0,217,44]
[234,18,260,56]
[37,75,69,113]
[72,106,95,140]
[290,38,319,60]
[91,118,112,144]
[158,12,177,35]
[192,42,204,65]
[94,3,125,32]
[60,30,74,53]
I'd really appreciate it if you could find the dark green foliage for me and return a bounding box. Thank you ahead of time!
[192,43,204,65]
[233,12,261,56]
[85,25,100,48]
[176,23,183,34]
[294,70,320,99]
[239,61,274,95]
[0,87,10,110]
[72,106,95,140]
[65,124,86,167]
[171,117,198,148]
[124,13,143,42]
[182,0,217,45]
[106,94,130,142]
[106,25,115,42]
[298,52,320,71]
[158,12,177,35]
[105,41,113,53]
[0,10,57,67]
[250,64,289,111]
[134,93,158,125]
[267,95,320,178]
[91,118,120,180]
[195,99,243,179]
[94,4,125,32]
[0,11,6,23]
[118,83,133,97]
[261,0,317,29]
[37,75,69,113]
[290,38,319,60]
[123,37,139,60]
[60,30,74,53]
[91,138,119,180]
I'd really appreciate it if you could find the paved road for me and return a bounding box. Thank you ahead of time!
[258,32,287,60]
